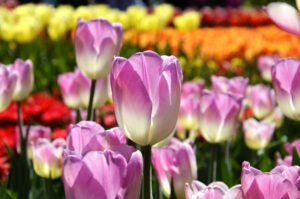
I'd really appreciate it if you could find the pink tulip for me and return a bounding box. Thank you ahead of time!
[266,2,300,37]
[211,75,248,97]
[152,138,197,199]
[285,140,300,156]
[246,85,276,119]
[241,161,300,199]
[198,90,242,143]
[31,138,66,179]
[181,80,205,97]
[243,118,275,150]
[58,72,81,109]
[258,55,280,82]
[110,51,183,146]
[185,181,243,199]
[271,58,300,121]
[16,125,51,157]
[0,65,17,111]
[75,18,123,80]
[74,67,108,109]
[10,59,34,101]
[63,121,142,199]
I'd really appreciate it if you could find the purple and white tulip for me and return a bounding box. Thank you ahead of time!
[10,59,34,101]
[241,161,300,199]
[185,181,243,199]
[285,139,300,156]
[0,65,17,111]
[243,118,275,150]
[211,75,248,98]
[75,18,123,80]
[271,58,300,121]
[246,85,276,119]
[75,68,108,109]
[152,138,197,199]
[198,90,242,143]
[63,121,142,199]
[31,138,66,179]
[110,51,183,146]
[258,55,280,82]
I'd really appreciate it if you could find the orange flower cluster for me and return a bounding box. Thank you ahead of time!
[124,25,300,62]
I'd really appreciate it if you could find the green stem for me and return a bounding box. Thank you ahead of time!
[209,144,217,183]
[87,79,96,121]
[225,140,232,178]
[75,109,81,123]
[142,145,152,199]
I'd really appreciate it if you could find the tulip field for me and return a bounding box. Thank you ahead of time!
[1,1,300,199]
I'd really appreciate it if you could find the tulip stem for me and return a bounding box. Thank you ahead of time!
[17,101,30,199]
[142,145,152,199]
[209,144,217,183]
[75,109,81,123]
[87,80,96,121]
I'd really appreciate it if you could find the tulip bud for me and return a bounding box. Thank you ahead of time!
[10,59,34,101]
[211,75,248,98]
[258,55,280,82]
[243,118,275,150]
[285,140,300,155]
[0,65,17,112]
[241,161,300,198]
[198,90,242,143]
[185,181,243,199]
[246,85,276,119]
[152,139,197,199]
[271,58,300,121]
[75,67,108,109]
[110,51,183,146]
[75,18,123,80]
[58,72,81,109]
[31,138,66,179]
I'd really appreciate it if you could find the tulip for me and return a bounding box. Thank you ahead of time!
[31,138,66,179]
[185,181,243,199]
[241,161,300,199]
[63,149,142,199]
[10,59,34,101]
[0,65,17,112]
[266,2,300,37]
[263,107,284,128]
[285,139,300,156]
[58,72,81,109]
[277,156,292,167]
[258,55,280,82]
[16,125,51,157]
[63,121,142,199]
[198,90,242,143]
[152,139,197,199]
[211,75,248,98]
[74,18,123,80]
[243,118,275,150]
[246,85,276,119]
[181,80,205,97]
[74,68,108,109]
[271,58,300,121]
[110,50,183,146]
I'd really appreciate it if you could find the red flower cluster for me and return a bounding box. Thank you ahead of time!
[0,92,70,126]
[98,104,117,128]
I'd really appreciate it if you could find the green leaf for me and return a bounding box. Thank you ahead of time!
[292,147,300,166]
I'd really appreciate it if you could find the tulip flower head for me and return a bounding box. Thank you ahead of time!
[0,65,17,112]
[10,59,34,101]
[241,161,300,199]
[152,139,197,199]
[185,181,243,199]
[266,1,300,37]
[271,58,300,121]
[75,18,123,80]
[285,139,300,155]
[243,118,275,150]
[31,138,66,179]
[246,85,276,119]
[258,55,280,82]
[198,90,242,143]
[63,121,142,199]
[110,51,183,146]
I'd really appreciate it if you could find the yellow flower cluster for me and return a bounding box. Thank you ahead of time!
[0,3,196,42]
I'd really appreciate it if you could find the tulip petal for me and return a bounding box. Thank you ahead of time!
[266,3,300,37]
[223,185,243,199]
[112,62,152,146]
[113,23,124,54]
